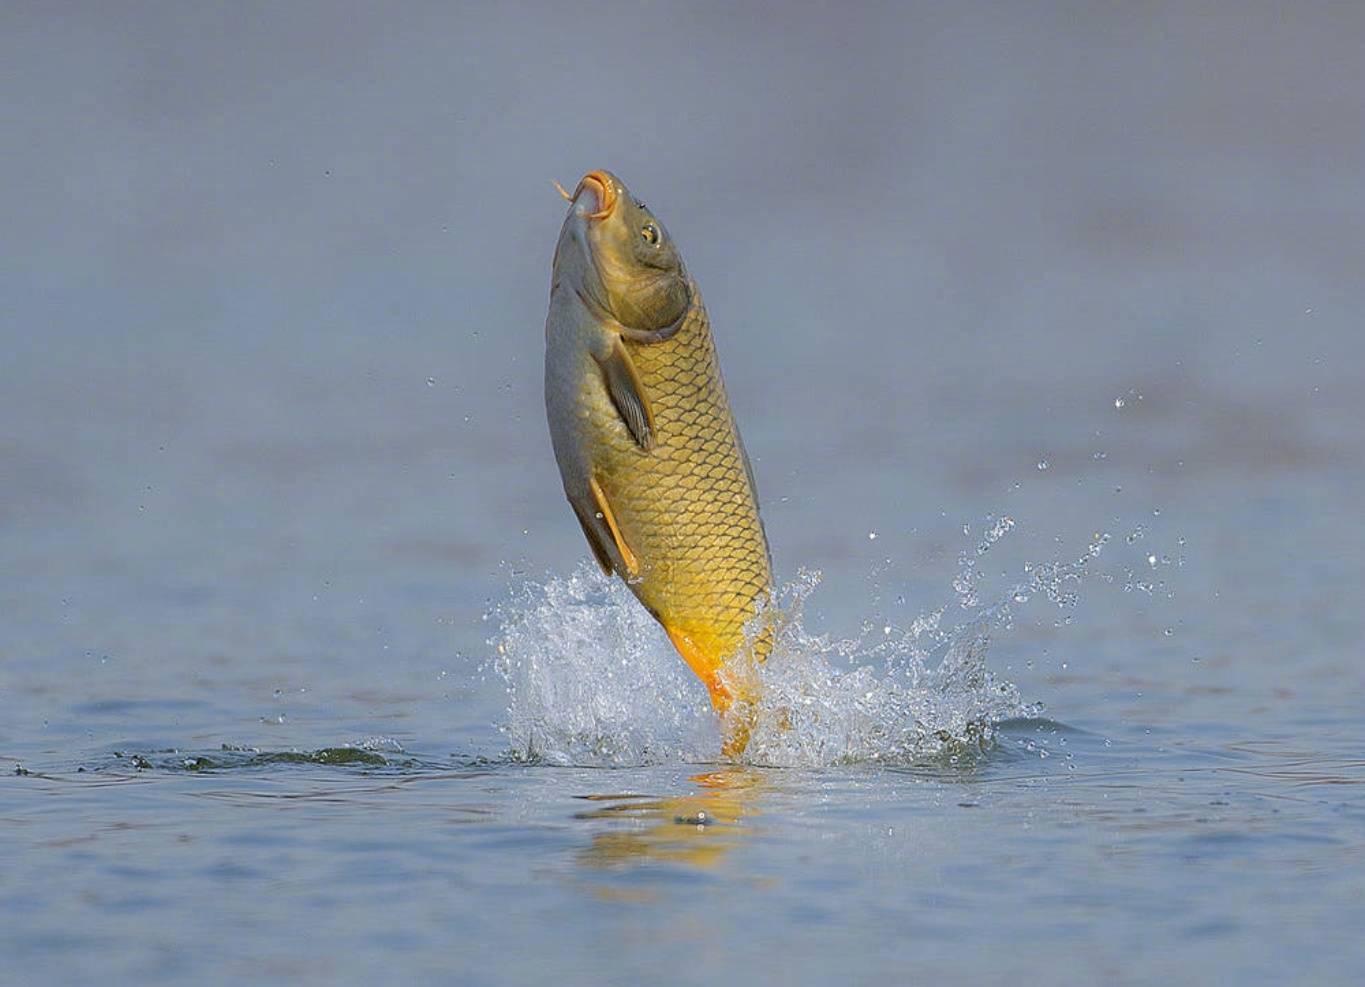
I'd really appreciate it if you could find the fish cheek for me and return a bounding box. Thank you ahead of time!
[647,269,691,327]
[633,231,689,318]
[615,270,688,330]
[592,218,687,329]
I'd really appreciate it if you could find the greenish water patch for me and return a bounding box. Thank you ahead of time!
[100,744,420,773]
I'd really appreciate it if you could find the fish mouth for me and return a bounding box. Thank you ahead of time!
[573,170,617,220]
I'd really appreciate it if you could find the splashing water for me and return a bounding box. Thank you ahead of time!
[491,567,717,766]
[491,524,1124,768]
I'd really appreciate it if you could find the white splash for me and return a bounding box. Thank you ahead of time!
[491,525,1117,768]
[490,566,716,766]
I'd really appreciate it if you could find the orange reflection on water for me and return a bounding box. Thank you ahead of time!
[573,768,764,871]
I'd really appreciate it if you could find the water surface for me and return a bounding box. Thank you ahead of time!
[3,3,1364,984]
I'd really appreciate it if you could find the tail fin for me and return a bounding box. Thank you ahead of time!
[663,624,761,759]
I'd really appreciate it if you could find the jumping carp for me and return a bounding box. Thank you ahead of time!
[543,169,772,755]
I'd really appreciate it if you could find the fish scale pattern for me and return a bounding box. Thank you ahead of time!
[591,283,772,676]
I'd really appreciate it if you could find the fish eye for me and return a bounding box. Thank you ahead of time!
[641,222,660,245]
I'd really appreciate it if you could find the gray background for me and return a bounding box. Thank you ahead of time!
[5,3,1360,596]
[3,4,1363,984]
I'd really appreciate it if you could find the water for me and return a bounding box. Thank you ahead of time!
[4,3,1365,984]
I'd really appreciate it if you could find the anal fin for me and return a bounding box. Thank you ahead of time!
[664,625,732,711]
[664,624,761,759]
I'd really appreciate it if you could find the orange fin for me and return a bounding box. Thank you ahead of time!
[664,624,763,759]
[664,625,732,710]
[570,505,613,575]
[589,476,638,577]
[720,707,755,760]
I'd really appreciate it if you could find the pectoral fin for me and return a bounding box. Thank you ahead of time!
[595,337,656,451]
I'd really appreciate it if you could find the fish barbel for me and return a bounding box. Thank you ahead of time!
[543,170,772,755]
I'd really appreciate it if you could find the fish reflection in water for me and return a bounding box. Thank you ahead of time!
[573,769,763,870]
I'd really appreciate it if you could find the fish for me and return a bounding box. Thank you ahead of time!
[543,169,772,755]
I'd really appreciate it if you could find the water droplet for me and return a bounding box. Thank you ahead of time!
[1114,397,1125,409]
[868,531,877,540]
[1147,554,1157,567]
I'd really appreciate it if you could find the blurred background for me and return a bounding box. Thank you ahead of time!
[5,5,1365,983]
[2,0,1362,750]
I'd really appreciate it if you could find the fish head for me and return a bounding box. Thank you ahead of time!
[553,169,690,331]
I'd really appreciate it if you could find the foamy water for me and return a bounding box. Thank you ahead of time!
[492,517,1167,768]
